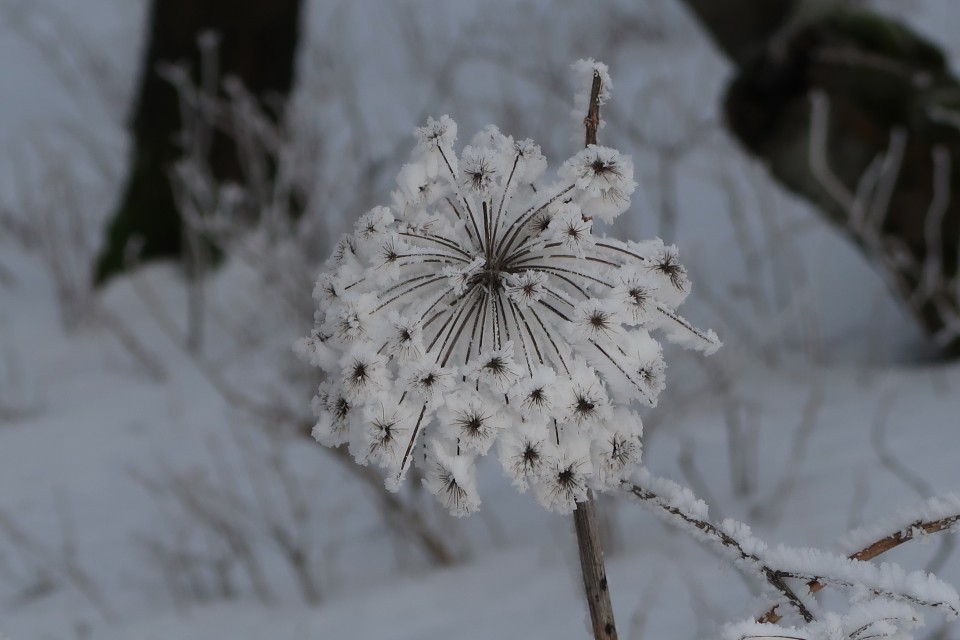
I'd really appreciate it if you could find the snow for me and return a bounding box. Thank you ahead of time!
[762,546,960,616]
[724,601,922,640]
[2,1,960,639]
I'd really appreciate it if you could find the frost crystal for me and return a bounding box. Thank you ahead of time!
[298,86,719,515]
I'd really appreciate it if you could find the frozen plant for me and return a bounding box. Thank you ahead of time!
[296,60,960,640]
[626,475,960,640]
[297,61,718,518]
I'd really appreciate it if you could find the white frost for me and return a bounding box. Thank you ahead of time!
[297,67,718,514]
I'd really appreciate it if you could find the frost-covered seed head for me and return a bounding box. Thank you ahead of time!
[651,246,687,293]
[365,404,410,468]
[460,146,499,193]
[593,423,642,490]
[498,422,550,491]
[558,146,637,223]
[299,74,719,514]
[567,373,610,427]
[506,271,548,306]
[415,115,457,151]
[440,395,503,455]
[535,447,591,513]
[423,442,481,516]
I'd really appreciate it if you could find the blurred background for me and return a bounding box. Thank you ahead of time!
[1,0,959,638]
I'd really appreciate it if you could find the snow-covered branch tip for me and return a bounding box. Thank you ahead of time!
[843,493,960,562]
[583,68,603,147]
[728,601,921,640]
[624,471,816,623]
[759,492,960,625]
[624,474,960,638]
[573,59,611,147]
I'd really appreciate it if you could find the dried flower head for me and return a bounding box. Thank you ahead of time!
[297,63,719,515]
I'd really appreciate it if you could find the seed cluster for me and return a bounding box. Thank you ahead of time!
[297,114,718,515]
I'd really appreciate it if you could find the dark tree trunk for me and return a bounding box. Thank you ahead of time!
[94,0,303,285]
[676,0,796,64]
[680,0,960,357]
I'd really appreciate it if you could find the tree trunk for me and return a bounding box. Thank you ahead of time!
[94,0,303,285]
[679,0,960,357]
[676,0,796,64]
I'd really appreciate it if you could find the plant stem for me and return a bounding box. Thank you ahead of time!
[574,490,618,640]
[572,67,619,640]
[584,71,602,147]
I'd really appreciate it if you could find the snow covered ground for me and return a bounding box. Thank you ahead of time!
[1,1,959,639]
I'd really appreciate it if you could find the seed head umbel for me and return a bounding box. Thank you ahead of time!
[296,61,719,515]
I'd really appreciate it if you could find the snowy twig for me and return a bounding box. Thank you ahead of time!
[153,67,467,572]
[623,475,816,623]
[627,474,960,637]
[584,69,603,147]
[93,304,168,383]
[322,442,460,566]
[758,494,960,624]
[809,92,855,214]
[808,92,960,350]
[0,504,117,620]
[728,600,921,640]
[126,264,461,568]
[849,513,960,563]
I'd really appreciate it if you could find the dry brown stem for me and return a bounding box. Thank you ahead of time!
[573,67,619,640]
[584,71,603,148]
[575,490,619,640]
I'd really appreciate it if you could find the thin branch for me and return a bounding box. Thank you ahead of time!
[124,258,460,567]
[918,146,951,305]
[775,568,958,616]
[851,514,960,563]
[584,71,603,147]
[624,482,816,623]
[758,512,960,624]
[0,504,117,620]
[809,92,855,213]
[323,441,458,566]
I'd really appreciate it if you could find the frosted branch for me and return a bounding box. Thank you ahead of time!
[758,493,960,624]
[626,473,960,632]
[624,471,816,623]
